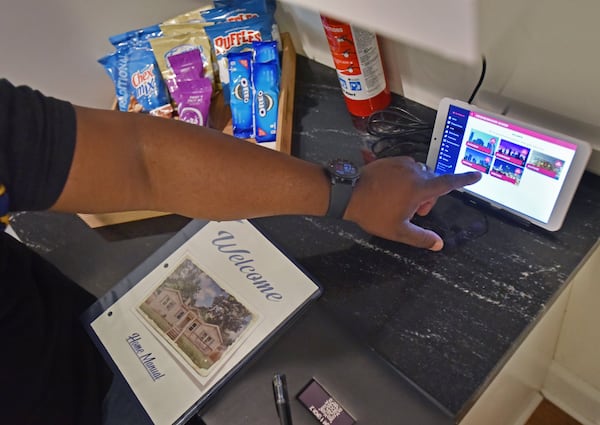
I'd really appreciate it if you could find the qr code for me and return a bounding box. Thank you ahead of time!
[319,397,343,422]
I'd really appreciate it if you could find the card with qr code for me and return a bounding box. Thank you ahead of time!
[297,379,355,425]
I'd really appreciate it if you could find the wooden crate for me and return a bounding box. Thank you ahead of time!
[79,32,296,228]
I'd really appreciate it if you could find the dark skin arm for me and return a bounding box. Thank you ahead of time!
[52,106,481,250]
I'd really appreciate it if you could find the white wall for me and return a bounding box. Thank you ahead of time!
[0,0,201,108]
[2,0,599,151]
[275,0,481,63]
[276,0,600,154]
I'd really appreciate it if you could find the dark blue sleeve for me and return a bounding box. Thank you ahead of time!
[0,78,76,211]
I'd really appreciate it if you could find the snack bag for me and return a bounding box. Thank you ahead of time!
[108,24,162,49]
[166,48,213,127]
[252,40,279,69]
[159,21,213,34]
[205,15,274,103]
[101,25,172,116]
[200,3,266,23]
[162,6,215,25]
[98,52,129,111]
[228,51,254,138]
[159,22,217,80]
[150,31,216,92]
[170,78,213,126]
[253,60,279,142]
[126,41,173,117]
[100,26,156,112]
[165,0,268,24]
[168,49,206,83]
[208,1,280,51]
[213,0,276,14]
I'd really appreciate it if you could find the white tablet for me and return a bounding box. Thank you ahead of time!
[426,98,592,231]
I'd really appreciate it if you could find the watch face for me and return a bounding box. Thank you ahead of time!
[329,159,359,179]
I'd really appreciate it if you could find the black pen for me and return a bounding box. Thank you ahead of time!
[272,373,293,425]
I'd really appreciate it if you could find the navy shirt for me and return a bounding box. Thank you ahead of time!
[0,79,112,424]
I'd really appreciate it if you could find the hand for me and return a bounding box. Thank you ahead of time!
[343,156,482,251]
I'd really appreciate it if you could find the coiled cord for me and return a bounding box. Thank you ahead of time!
[365,55,487,161]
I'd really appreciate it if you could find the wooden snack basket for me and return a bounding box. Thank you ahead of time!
[79,32,296,228]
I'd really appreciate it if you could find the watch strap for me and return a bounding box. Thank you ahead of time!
[326,180,354,219]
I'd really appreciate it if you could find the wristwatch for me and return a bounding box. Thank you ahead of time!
[325,159,360,218]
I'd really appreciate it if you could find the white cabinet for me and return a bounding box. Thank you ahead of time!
[459,242,600,425]
[277,0,529,64]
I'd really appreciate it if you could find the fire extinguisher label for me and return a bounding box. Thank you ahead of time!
[322,18,387,101]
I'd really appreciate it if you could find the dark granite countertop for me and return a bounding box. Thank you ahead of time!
[11,55,600,420]
[254,56,600,418]
[256,56,600,417]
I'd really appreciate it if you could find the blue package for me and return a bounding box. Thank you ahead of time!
[228,51,254,138]
[213,0,276,14]
[252,40,279,68]
[102,25,168,113]
[200,3,266,23]
[127,41,171,114]
[109,24,162,48]
[252,60,279,142]
[205,15,274,103]
[98,52,129,112]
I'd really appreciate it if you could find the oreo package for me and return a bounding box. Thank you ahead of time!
[253,60,279,142]
[228,51,254,138]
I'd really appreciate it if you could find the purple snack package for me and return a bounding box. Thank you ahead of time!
[171,78,213,126]
[165,48,207,99]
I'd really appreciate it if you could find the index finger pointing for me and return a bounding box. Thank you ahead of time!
[425,171,482,197]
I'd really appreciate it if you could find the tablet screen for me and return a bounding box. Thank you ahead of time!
[433,104,578,224]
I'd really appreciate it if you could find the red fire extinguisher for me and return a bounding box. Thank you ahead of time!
[321,15,391,118]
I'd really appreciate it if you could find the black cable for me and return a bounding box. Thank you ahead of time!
[365,105,432,162]
[468,55,487,104]
[366,105,431,138]
[365,55,488,161]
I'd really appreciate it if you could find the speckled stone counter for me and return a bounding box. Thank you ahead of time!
[11,55,600,420]
[250,56,600,417]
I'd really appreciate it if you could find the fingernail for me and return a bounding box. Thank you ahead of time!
[429,239,444,251]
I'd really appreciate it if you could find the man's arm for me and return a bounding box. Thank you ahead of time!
[53,105,328,220]
[52,106,481,250]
